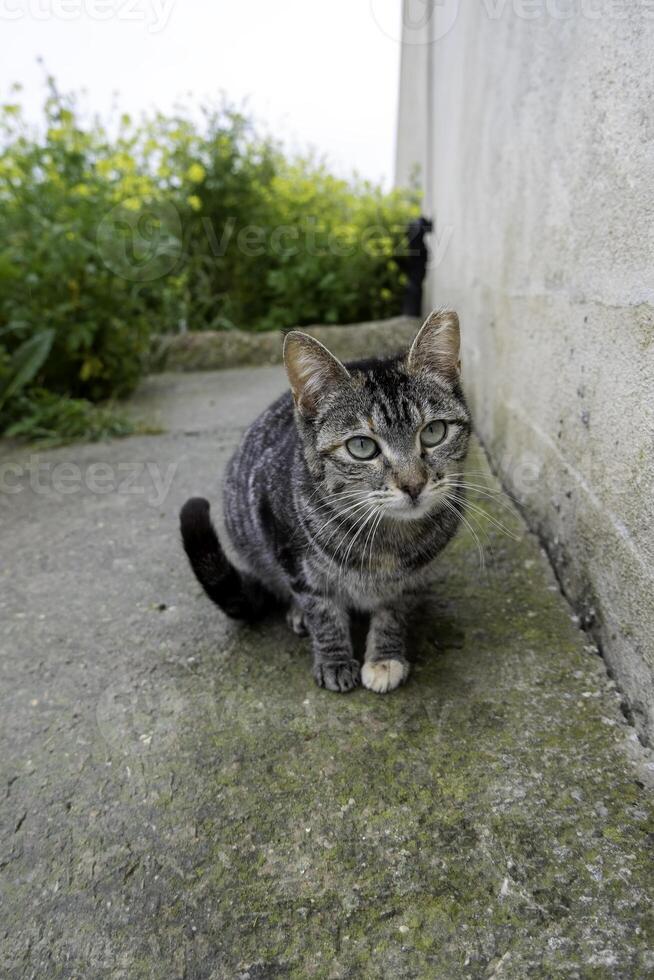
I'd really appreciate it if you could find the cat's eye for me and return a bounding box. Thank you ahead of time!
[346,436,380,460]
[420,420,448,448]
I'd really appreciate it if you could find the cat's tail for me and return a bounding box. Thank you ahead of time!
[180,497,275,622]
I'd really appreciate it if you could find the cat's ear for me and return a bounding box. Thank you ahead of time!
[407,309,461,381]
[283,331,351,418]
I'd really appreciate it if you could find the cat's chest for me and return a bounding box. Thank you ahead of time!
[354,570,431,610]
[314,554,433,610]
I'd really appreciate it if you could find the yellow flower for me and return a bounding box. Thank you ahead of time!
[187,194,202,212]
[186,163,206,183]
[113,152,135,173]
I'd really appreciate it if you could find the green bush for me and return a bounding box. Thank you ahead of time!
[0,82,420,442]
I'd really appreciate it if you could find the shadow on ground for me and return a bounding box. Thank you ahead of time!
[1,368,652,978]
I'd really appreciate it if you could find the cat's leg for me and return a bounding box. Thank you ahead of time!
[362,606,410,694]
[297,595,360,693]
[285,599,308,636]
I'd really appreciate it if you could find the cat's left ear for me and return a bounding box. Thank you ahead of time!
[283,331,351,418]
[407,309,461,381]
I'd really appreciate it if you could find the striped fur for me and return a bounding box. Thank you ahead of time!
[180,311,471,693]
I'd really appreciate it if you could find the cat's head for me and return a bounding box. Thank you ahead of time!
[283,310,471,521]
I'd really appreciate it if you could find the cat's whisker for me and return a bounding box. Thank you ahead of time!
[291,490,368,540]
[312,490,377,517]
[439,495,486,571]
[336,504,380,591]
[290,490,370,545]
[327,501,376,572]
[443,492,517,574]
[457,469,505,484]
[447,493,499,562]
[322,513,375,594]
[442,481,518,517]
[365,507,386,575]
[460,469,519,499]
[321,505,373,597]
[448,492,520,540]
[360,504,384,575]
[330,502,376,557]
[343,504,379,566]
[319,499,378,593]
[311,497,374,549]
[304,485,368,510]
[448,471,509,492]
[448,480,505,495]
[312,489,371,511]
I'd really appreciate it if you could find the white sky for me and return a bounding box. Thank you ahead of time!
[0,0,403,186]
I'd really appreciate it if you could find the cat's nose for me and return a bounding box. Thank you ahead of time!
[398,477,427,502]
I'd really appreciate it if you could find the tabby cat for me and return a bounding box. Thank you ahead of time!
[180,310,471,694]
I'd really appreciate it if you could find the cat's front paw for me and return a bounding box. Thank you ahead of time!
[313,658,361,693]
[361,658,410,694]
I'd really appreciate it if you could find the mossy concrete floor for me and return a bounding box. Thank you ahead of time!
[1,367,653,979]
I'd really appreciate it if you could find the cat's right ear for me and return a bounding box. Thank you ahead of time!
[283,331,351,418]
[407,309,461,381]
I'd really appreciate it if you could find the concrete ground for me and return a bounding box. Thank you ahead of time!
[1,368,653,979]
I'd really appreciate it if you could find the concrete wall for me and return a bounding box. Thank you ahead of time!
[395,0,654,741]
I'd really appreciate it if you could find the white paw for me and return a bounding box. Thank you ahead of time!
[361,658,410,694]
